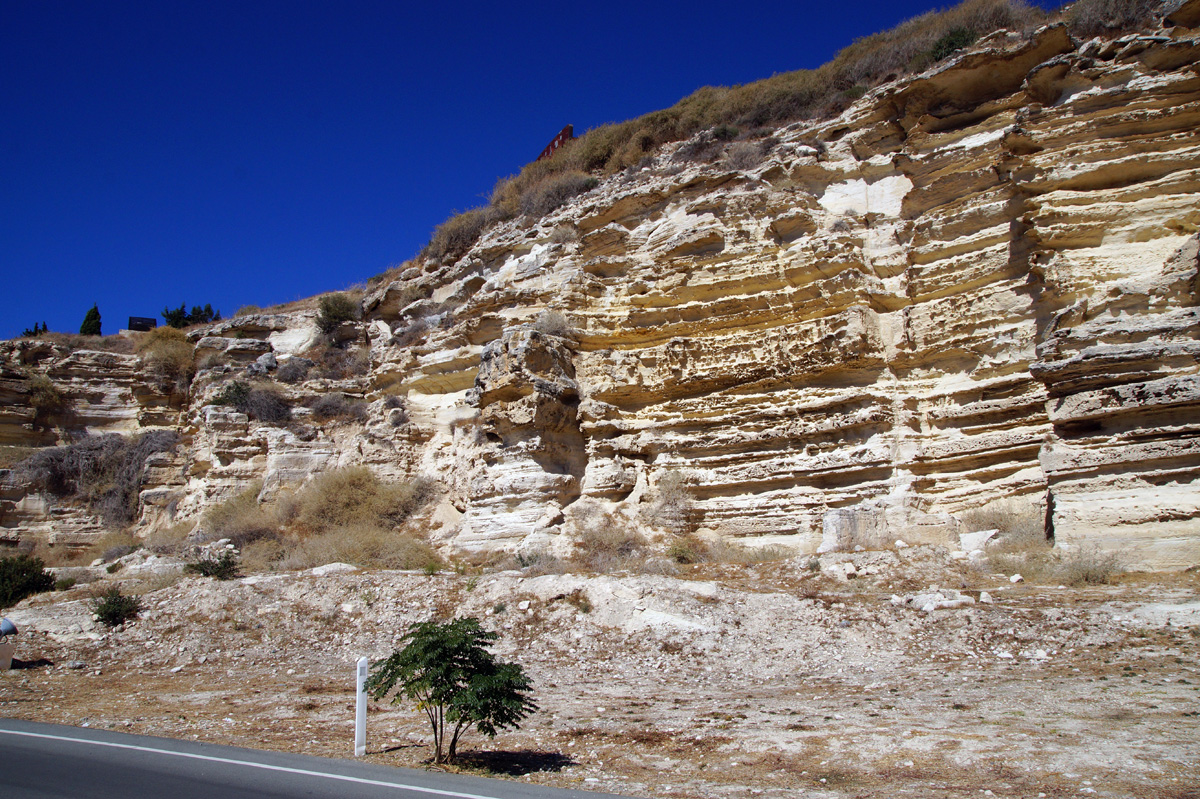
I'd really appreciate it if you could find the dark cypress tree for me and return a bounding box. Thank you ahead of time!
[162,303,189,328]
[79,304,102,336]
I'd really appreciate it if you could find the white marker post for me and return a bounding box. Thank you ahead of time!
[354,656,368,757]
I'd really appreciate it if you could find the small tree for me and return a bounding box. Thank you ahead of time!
[365,617,537,764]
[79,304,102,336]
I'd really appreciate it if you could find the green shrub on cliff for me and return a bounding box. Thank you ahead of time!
[316,292,360,334]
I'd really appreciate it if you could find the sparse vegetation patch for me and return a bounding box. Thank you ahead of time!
[185,550,241,580]
[14,431,179,526]
[136,326,196,391]
[210,381,291,424]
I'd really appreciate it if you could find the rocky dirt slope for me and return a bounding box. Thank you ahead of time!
[3,551,1198,798]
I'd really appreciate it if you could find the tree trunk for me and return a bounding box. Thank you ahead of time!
[447,721,468,763]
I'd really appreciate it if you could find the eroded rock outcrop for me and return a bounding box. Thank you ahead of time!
[3,20,1199,568]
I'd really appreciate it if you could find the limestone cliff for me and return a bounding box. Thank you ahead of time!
[3,18,1199,569]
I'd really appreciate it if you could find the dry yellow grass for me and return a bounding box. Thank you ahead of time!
[202,482,279,547]
[271,524,441,572]
[289,467,431,535]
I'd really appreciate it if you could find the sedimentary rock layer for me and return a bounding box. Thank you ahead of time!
[3,22,1198,568]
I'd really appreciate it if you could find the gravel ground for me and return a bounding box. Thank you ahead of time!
[2,547,1199,798]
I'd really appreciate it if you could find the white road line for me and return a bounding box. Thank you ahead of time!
[0,728,499,799]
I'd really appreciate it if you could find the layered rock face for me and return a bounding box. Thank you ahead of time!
[0,339,187,547]
[362,22,1200,568]
[3,20,1199,569]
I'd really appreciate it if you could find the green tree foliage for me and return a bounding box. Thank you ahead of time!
[366,617,538,763]
[21,322,48,337]
[162,303,222,328]
[0,555,56,609]
[79,304,102,336]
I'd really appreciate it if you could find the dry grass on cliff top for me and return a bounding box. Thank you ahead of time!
[10,331,136,354]
[420,0,1041,261]
[413,0,1165,266]
[135,326,196,390]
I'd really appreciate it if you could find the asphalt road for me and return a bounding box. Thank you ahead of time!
[0,719,633,799]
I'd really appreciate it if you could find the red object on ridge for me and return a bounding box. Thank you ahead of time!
[536,124,574,161]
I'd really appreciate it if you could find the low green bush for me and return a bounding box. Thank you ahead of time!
[0,555,56,608]
[666,541,701,564]
[927,27,978,62]
[210,381,251,408]
[185,551,241,580]
[91,587,141,627]
[210,381,291,424]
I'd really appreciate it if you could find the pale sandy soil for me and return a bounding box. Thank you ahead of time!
[3,549,1199,799]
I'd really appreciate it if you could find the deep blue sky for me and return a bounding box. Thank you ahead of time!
[2,0,1053,339]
